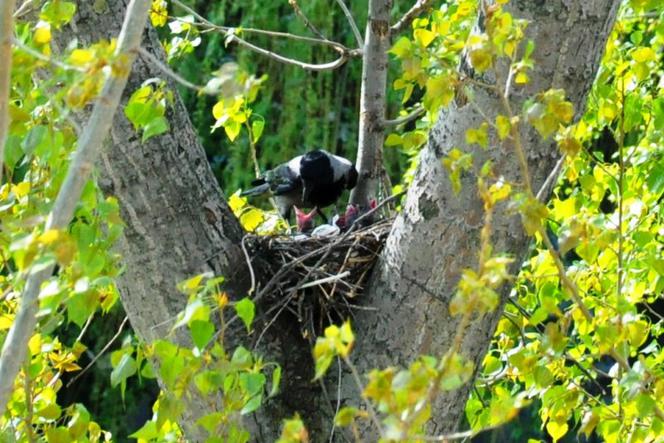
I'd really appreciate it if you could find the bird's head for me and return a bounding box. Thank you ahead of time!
[343,204,360,228]
[294,206,317,233]
[346,167,359,189]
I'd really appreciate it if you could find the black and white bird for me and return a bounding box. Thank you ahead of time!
[241,149,358,221]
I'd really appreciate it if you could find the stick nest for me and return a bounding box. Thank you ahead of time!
[245,218,393,337]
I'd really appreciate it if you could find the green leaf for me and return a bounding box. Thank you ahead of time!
[190,319,215,350]
[334,406,359,427]
[45,427,71,443]
[174,298,210,329]
[40,1,77,28]
[389,37,412,58]
[634,394,656,418]
[197,412,225,433]
[110,353,137,387]
[231,346,253,368]
[224,120,242,142]
[384,133,403,146]
[21,125,48,156]
[240,372,266,397]
[251,119,265,142]
[129,421,158,439]
[142,116,169,142]
[235,297,255,332]
[241,394,263,415]
[67,404,90,439]
[269,365,281,397]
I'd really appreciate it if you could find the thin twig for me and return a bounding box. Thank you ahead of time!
[535,155,564,201]
[289,0,328,41]
[335,0,364,47]
[228,33,350,72]
[643,302,664,322]
[12,37,85,72]
[170,0,345,49]
[66,317,130,388]
[171,0,356,71]
[241,235,256,296]
[137,46,206,93]
[13,0,34,18]
[383,105,425,127]
[285,271,350,291]
[391,0,435,34]
[329,357,343,443]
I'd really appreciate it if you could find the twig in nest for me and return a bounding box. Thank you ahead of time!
[242,235,256,296]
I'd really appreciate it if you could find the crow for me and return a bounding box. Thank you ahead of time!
[241,149,358,222]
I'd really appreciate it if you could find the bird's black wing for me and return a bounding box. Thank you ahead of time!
[268,164,301,196]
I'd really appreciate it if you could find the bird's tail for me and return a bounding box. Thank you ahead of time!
[240,179,270,196]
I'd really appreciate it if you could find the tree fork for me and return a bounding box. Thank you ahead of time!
[345,0,621,437]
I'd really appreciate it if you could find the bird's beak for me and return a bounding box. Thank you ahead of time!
[302,185,312,204]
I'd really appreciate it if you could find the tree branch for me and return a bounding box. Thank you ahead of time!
[13,37,85,72]
[391,0,435,34]
[171,0,358,71]
[0,0,152,414]
[227,32,351,71]
[137,46,209,93]
[13,0,34,18]
[349,0,391,209]
[382,105,425,127]
[0,0,17,184]
[335,0,364,47]
[288,0,328,41]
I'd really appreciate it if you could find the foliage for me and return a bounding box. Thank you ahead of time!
[125,273,280,442]
[163,0,417,194]
[1,1,127,440]
[1,0,662,442]
[465,1,664,442]
[309,0,664,441]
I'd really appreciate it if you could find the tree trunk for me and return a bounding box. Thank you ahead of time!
[63,2,335,440]
[62,0,620,440]
[345,0,620,436]
[350,0,392,209]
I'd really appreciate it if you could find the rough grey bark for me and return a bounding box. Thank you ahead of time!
[345,0,620,436]
[349,0,392,209]
[63,2,330,440]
